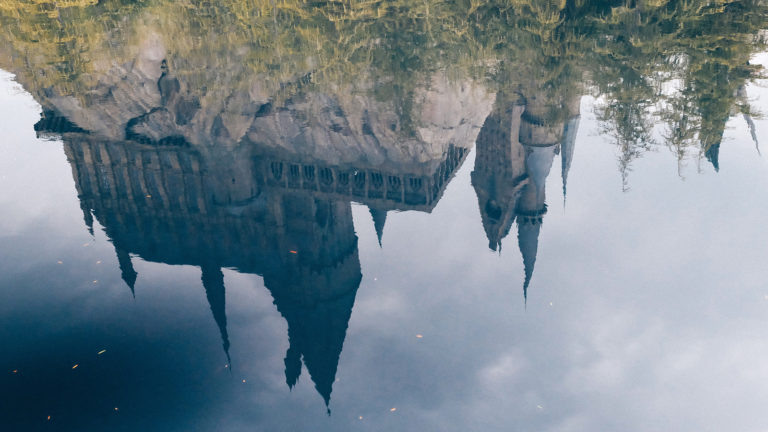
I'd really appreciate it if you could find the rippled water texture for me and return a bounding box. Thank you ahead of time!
[1,1,768,431]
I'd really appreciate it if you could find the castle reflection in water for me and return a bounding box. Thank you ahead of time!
[14,0,754,407]
[30,66,580,409]
[0,0,764,418]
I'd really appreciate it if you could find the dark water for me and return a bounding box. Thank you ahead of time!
[1,1,768,431]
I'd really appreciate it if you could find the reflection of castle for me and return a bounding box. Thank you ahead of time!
[44,94,474,409]
[61,134,359,408]
[8,14,492,403]
[472,94,580,302]
[23,15,584,402]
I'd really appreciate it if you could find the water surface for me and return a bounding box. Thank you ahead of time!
[1,2,768,431]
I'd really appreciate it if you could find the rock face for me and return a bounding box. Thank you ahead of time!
[46,63,492,173]
[246,72,494,173]
[4,19,494,174]
[36,32,168,140]
[1,11,497,217]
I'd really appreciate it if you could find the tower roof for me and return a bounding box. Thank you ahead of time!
[561,116,580,204]
[201,265,231,365]
[369,206,388,247]
[115,247,137,298]
[705,142,721,172]
[517,216,542,305]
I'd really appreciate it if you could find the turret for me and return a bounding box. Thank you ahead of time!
[472,100,528,252]
[368,206,388,247]
[201,265,231,364]
[115,247,137,297]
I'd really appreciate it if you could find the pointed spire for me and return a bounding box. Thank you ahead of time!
[705,142,721,172]
[517,217,542,306]
[561,116,580,206]
[737,86,760,156]
[81,201,94,236]
[201,265,231,364]
[115,247,137,298]
[284,341,302,389]
[515,142,556,305]
[368,207,387,247]
[744,113,760,156]
[311,367,334,410]
[271,279,360,411]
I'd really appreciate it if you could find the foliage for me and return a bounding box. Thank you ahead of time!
[0,0,765,176]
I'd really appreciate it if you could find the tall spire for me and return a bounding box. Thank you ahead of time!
[516,131,557,304]
[517,214,542,305]
[369,206,387,247]
[737,86,760,155]
[267,223,362,412]
[272,285,359,411]
[284,332,302,389]
[81,201,94,236]
[705,142,721,172]
[201,265,231,364]
[561,116,580,205]
[744,113,760,156]
[115,247,137,297]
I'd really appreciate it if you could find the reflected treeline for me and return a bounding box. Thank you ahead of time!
[1,0,765,175]
[585,0,767,185]
[1,0,766,410]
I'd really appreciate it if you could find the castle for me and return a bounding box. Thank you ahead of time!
[32,79,578,409]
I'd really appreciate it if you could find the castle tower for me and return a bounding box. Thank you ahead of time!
[262,193,363,411]
[561,115,581,204]
[471,98,528,251]
[115,247,137,297]
[201,265,231,364]
[515,144,556,303]
[368,206,388,247]
[514,93,581,302]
